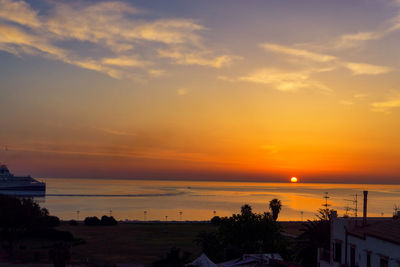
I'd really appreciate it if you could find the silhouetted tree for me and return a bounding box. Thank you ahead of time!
[296,209,335,267]
[0,194,61,255]
[240,204,253,217]
[100,215,118,226]
[84,216,101,226]
[196,204,284,262]
[210,216,222,225]
[269,199,282,221]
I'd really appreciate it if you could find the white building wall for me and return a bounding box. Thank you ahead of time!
[319,218,400,267]
[347,234,400,267]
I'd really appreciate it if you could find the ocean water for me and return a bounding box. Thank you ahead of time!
[19,179,400,221]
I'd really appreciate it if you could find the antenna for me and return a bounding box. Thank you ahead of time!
[344,205,350,216]
[322,192,331,209]
[344,194,358,218]
[394,204,399,216]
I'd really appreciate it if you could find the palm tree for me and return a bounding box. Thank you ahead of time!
[269,199,282,221]
[295,209,334,267]
[241,204,253,217]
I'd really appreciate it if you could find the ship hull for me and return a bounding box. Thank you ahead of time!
[0,185,46,191]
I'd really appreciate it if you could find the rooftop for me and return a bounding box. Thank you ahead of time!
[347,218,400,245]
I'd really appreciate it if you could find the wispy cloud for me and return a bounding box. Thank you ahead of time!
[371,92,400,113]
[261,43,336,63]
[158,49,235,68]
[0,0,234,80]
[239,68,331,93]
[233,41,391,93]
[260,43,391,76]
[176,88,188,96]
[343,62,391,75]
[333,3,400,50]
[0,0,41,27]
[335,31,383,49]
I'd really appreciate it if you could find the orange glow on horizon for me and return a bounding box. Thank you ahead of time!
[291,177,298,183]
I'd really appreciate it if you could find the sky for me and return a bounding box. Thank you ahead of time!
[0,0,400,183]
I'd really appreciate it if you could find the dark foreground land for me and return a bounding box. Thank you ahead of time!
[59,222,215,266]
[0,221,303,266]
[58,221,303,266]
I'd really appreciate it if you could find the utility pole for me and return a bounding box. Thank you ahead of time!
[144,210,147,221]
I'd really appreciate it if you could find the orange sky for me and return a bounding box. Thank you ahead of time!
[1,0,400,183]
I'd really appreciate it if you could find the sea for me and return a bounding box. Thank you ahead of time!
[7,178,400,221]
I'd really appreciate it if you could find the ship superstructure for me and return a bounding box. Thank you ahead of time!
[0,164,46,192]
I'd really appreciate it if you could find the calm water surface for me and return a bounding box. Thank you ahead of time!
[32,179,400,221]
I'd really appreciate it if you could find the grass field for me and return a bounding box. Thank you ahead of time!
[59,221,304,266]
[59,222,217,266]
[0,221,304,266]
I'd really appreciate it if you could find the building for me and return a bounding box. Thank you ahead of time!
[318,191,400,267]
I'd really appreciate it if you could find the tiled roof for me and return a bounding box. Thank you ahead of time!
[348,218,400,245]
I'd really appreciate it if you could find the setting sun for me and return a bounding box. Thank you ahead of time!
[290,177,298,183]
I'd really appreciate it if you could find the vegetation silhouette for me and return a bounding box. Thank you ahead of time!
[0,193,73,264]
[295,208,335,267]
[269,198,282,221]
[196,202,287,262]
[84,215,118,226]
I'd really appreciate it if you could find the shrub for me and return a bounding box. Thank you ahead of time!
[69,220,78,226]
[0,194,74,252]
[210,216,222,225]
[40,215,60,228]
[100,215,118,226]
[197,204,284,262]
[84,216,100,226]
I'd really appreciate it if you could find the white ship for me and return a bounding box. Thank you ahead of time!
[0,164,46,193]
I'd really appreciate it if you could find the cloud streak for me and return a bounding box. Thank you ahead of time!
[239,68,331,93]
[371,92,400,113]
[232,41,391,93]
[343,62,391,75]
[0,0,234,80]
[261,43,336,63]
[260,43,391,76]
[158,49,234,68]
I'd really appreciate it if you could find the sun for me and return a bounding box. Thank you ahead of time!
[290,177,298,183]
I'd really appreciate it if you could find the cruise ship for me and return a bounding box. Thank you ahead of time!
[0,164,46,193]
